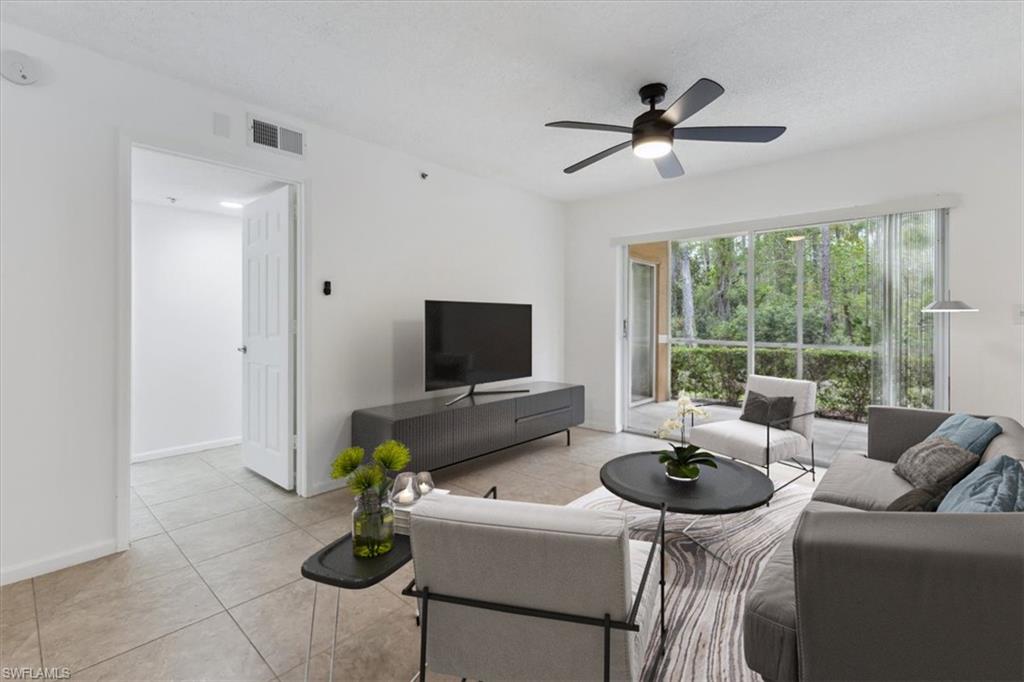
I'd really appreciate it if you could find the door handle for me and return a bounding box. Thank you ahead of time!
[237,346,247,354]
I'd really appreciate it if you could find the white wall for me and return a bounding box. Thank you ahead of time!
[0,23,566,583]
[565,112,1024,431]
[131,202,242,459]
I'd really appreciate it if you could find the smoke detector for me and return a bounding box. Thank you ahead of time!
[1,50,39,85]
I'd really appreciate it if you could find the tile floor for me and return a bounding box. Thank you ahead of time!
[1,429,823,681]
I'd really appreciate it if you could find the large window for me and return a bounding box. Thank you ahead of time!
[670,235,749,402]
[662,209,946,421]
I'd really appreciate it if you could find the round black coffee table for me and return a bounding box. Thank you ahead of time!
[600,452,773,564]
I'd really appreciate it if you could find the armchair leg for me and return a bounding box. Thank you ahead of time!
[419,588,430,682]
[811,442,816,482]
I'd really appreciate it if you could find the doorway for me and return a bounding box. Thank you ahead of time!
[127,146,302,544]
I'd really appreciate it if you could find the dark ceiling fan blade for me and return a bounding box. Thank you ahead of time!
[563,141,632,174]
[654,150,684,179]
[674,126,786,143]
[661,78,725,126]
[546,121,633,134]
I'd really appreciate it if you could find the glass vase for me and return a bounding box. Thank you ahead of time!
[351,490,394,558]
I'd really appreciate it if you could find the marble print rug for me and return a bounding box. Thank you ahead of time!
[568,483,813,682]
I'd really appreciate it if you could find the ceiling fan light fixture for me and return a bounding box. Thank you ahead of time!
[633,139,672,159]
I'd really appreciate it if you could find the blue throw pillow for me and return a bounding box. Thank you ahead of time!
[937,455,1024,512]
[929,414,1003,455]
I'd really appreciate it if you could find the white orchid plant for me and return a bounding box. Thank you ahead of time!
[656,391,710,441]
[656,392,716,479]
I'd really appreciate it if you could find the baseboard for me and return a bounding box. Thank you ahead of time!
[132,437,241,462]
[1,537,117,585]
[304,475,350,498]
[580,419,617,433]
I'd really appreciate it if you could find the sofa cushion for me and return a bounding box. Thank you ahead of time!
[893,437,978,490]
[811,452,914,511]
[982,416,1024,464]
[938,455,1024,513]
[688,420,808,466]
[743,500,861,682]
[929,413,1003,455]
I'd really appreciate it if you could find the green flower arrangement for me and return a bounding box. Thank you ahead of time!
[331,440,411,497]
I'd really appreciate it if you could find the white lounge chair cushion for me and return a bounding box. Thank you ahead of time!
[689,419,810,465]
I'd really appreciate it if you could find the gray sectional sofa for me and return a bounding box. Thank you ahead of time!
[744,406,1024,682]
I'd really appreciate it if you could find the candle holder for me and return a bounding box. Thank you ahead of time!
[415,471,436,496]
[391,471,421,506]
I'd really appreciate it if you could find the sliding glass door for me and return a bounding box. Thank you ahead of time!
[628,259,656,406]
[633,208,946,427]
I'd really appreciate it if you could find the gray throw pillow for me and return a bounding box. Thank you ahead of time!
[893,437,979,490]
[740,391,795,430]
[886,486,946,512]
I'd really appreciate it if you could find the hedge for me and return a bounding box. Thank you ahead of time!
[670,345,873,422]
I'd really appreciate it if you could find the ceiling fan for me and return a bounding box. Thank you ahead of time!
[545,78,786,178]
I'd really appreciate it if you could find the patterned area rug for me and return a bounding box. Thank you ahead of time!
[568,483,813,682]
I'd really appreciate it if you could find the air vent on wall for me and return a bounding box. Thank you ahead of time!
[247,114,305,157]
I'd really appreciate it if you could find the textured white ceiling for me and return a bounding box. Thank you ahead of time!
[4,1,1022,201]
[132,148,283,216]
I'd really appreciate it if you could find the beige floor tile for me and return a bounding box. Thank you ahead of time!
[129,504,164,541]
[493,474,586,505]
[280,612,420,682]
[302,514,350,545]
[196,445,243,469]
[33,534,189,614]
[229,580,334,676]
[515,455,603,493]
[564,443,624,468]
[0,618,41,669]
[266,488,356,527]
[443,468,580,505]
[378,562,417,601]
[130,454,216,486]
[195,530,323,608]
[0,579,36,627]
[229,467,300,502]
[433,461,511,496]
[230,578,408,675]
[73,612,274,681]
[133,468,236,506]
[37,566,221,672]
[170,504,298,563]
[149,484,262,531]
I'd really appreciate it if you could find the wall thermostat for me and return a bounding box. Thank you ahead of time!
[1,50,40,85]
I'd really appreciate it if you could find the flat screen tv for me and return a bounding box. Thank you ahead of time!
[424,300,532,402]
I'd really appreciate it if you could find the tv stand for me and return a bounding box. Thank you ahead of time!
[352,382,584,472]
[444,384,530,407]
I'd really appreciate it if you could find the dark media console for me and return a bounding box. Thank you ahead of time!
[351,382,585,471]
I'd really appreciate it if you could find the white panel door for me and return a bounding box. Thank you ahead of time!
[241,185,294,489]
